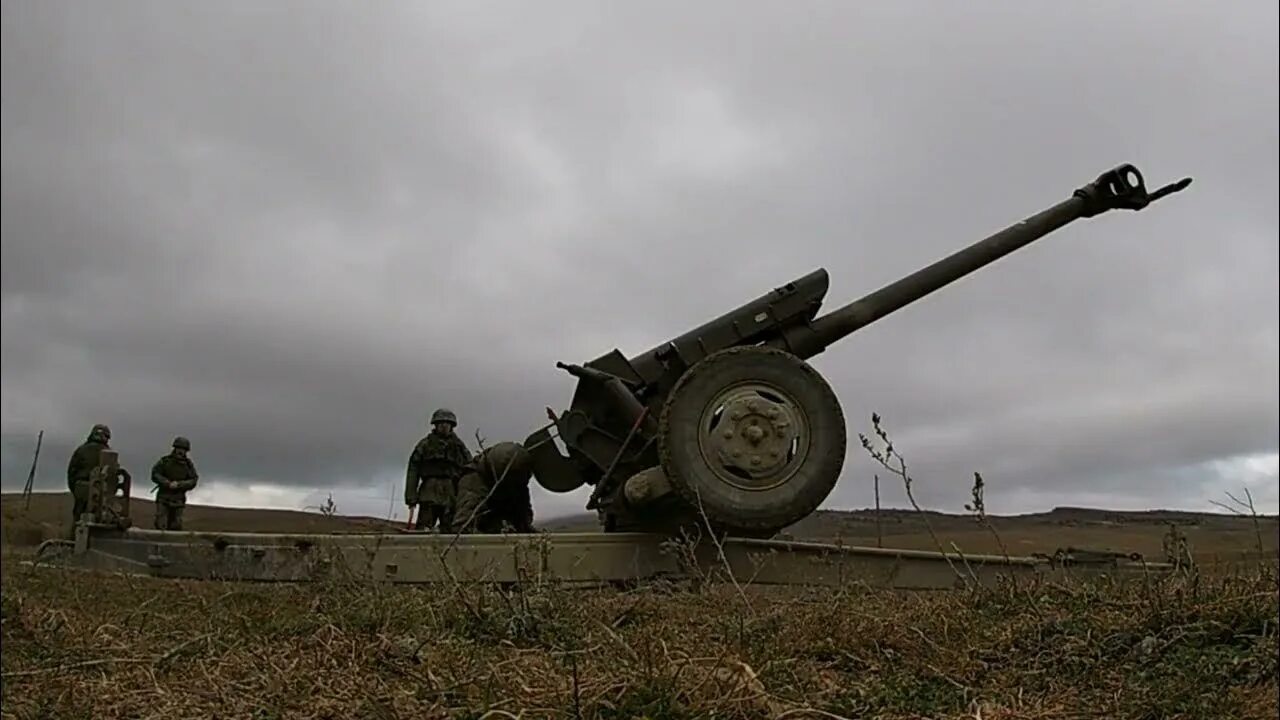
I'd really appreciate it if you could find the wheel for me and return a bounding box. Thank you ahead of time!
[657,345,847,533]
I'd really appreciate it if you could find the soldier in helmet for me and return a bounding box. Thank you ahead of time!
[66,424,132,531]
[404,408,472,531]
[151,436,200,530]
[452,441,537,535]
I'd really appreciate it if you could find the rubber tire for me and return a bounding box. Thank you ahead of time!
[657,346,847,534]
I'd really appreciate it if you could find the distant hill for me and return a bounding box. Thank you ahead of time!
[542,505,1278,562]
[5,491,1275,562]
[1,492,400,545]
[785,505,1280,535]
[541,505,1279,532]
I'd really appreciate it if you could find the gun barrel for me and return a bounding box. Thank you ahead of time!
[790,164,1191,355]
[809,194,1083,347]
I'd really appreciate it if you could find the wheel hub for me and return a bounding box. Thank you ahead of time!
[700,384,806,491]
[658,345,846,533]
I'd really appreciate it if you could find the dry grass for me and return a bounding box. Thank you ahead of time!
[5,416,1276,718]
[2,551,1275,720]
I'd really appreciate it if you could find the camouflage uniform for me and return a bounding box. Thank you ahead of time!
[151,436,199,530]
[452,441,536,534]
[405,409,471,531]
[65,424,131,530]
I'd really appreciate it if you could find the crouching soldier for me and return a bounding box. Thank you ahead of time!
[151,436,199,530]
[66,424,132,533]
[452,441,537,534]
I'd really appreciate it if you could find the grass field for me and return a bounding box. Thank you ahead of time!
[2,549,1276,719]
[2,489,1278,718]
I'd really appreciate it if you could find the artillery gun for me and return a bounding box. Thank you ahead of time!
[34,163,1191,591]
[524,164,1192,538]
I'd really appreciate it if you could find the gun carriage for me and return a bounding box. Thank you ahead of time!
[524,164,1192,538]
[37,163,1191,588]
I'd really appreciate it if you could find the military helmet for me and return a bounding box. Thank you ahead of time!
[431,408,457,426]
[172,436,191,451]
[479,442,533,483]
[89,424,111,441]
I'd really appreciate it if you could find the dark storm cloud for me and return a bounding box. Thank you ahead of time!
[3,1,1277,518]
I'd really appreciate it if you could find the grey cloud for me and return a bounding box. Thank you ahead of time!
[3,1,1276,517]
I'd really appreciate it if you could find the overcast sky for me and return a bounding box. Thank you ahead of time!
[3,1,1277,524]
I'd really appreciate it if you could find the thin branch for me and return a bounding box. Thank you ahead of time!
[1208,499,1244,516]
[774,709,857,720]
[3,657,152,678]
[692,489,754,616]
[1210,487,1266,558]
[859,413,967,586]
[965,471,1010,563]
[873,473,883,548]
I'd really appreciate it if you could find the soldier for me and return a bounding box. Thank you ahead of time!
[151,436,199,530]
[404,408,471,531]
[452,441,536,535]
[65,424,131,531]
